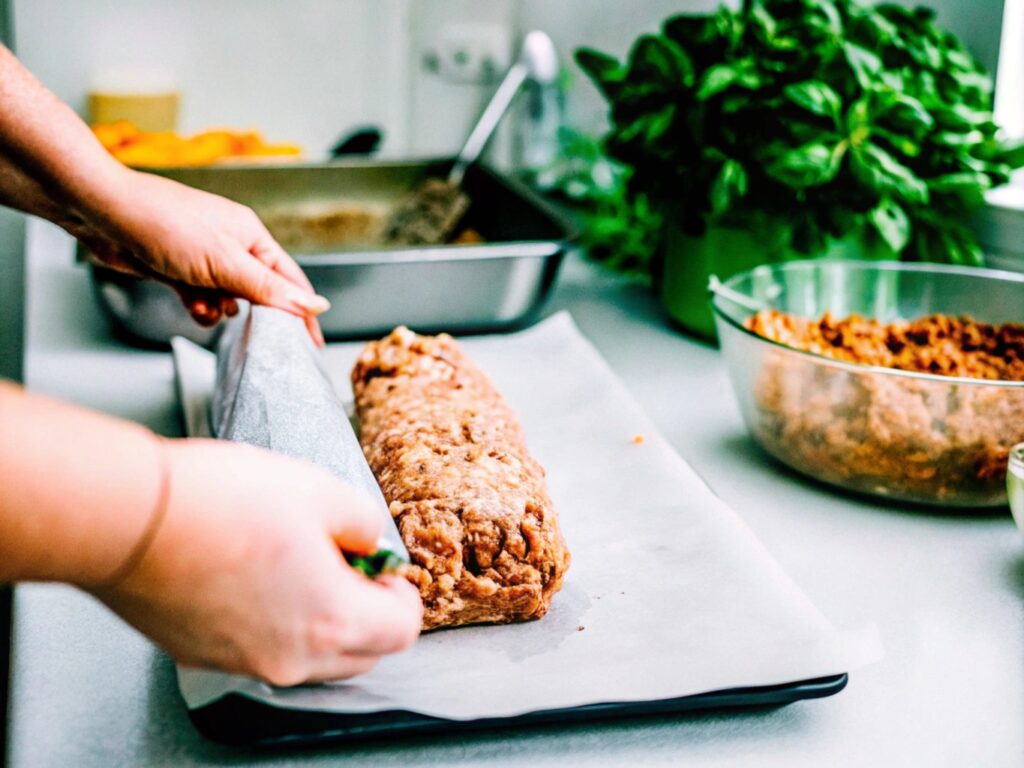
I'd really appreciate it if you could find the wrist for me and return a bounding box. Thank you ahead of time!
[93,435,174,590]
[66,161,139,233]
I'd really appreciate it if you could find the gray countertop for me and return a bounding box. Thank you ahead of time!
[10,219,1024,767]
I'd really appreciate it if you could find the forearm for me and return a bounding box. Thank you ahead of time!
[0,381,163,586]
[0,44,130,225]
[0,150,83,226]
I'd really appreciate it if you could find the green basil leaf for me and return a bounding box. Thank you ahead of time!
[944,48,975,72]
[927,172,990,205]
[871,127,920,157]
[884,95,934,133]
[879,69,905,92]
[996,138,1024,169]
[628,34,695,88]
[710,158,748,216]
[696,60,760,100]
[842,42,882,90]
[855,6,900,46]
[748,4,778,39]
[614,103,676,147]
[784,80,842,122]
[764,141,843,188]
[720,91,753,113]
[937,230,984,266]
[814,0,844,38]
[931,130,984,148]
[852,143,929,204]
[662,13,717,52]
[845,96,871,136]
[929,103,991,131]
[867,197,910,252]
[574,48,623,97]
[643,103,677,144]
[906,37,943,70]
[696,64,738,100]
[950,70,993,95]
[712,6,742,46]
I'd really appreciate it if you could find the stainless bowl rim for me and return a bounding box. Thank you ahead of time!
[710,259,1024,389]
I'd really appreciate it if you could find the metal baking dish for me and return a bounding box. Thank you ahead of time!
[87,158,575,345]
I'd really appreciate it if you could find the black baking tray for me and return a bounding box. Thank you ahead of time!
[187,673,848,748]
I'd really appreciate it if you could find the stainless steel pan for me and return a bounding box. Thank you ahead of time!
[88,158,575,345]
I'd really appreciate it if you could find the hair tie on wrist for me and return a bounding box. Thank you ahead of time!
[98,435,172,589]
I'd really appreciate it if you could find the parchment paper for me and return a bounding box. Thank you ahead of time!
[209,307,406,560]
[172,312,881,721]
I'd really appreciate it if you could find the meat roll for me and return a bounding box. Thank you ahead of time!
[351,327,570,629]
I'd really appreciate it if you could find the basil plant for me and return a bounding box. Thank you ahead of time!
[576,0,1024,265]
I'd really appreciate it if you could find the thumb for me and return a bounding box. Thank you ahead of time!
[321,483,386,556]
[215,245,331,319]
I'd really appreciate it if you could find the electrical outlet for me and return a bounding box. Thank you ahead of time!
[421,23,512,84]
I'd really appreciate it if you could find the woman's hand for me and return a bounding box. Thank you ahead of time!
[76,168,327,345]
[91,439,422,685]
[0,46,325,340]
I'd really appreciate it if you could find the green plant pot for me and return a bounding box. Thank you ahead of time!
[658,219,876,341]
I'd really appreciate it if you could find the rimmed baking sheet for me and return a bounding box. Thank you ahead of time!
[171,312,881,746]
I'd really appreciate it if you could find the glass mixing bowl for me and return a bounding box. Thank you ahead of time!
[711,260,1024,507]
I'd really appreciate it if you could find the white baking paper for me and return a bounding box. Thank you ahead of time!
[210,307,408,560]
[172,312,882,720]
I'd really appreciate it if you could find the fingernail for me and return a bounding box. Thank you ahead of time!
[296,294,331,316]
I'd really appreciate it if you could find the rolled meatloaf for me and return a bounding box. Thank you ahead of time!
[351,327,570,630]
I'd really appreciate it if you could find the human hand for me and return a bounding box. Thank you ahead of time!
[74,168,327,345]
[90,439,422,685]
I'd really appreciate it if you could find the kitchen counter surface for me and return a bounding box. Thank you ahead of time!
[10,220,1024,767]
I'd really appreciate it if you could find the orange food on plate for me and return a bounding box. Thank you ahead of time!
[92,121,302,168]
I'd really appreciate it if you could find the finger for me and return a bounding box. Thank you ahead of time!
[251,235,316,294]
[174,285,228,327]
[333,572,423,656]
[224,298,240,317]
[214,245,330,318]
[303,653,379,684]
[306,316,325,348]
[252,238,328,347]
[323,486,385,555]
[190,305,222,327]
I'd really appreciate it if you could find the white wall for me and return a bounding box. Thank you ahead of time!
[13,0,412,156]
[406,0,516,158]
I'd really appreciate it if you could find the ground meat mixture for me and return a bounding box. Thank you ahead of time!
[747,311,1024,381]
[352,327,570,629]
[743,311,1024,505]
